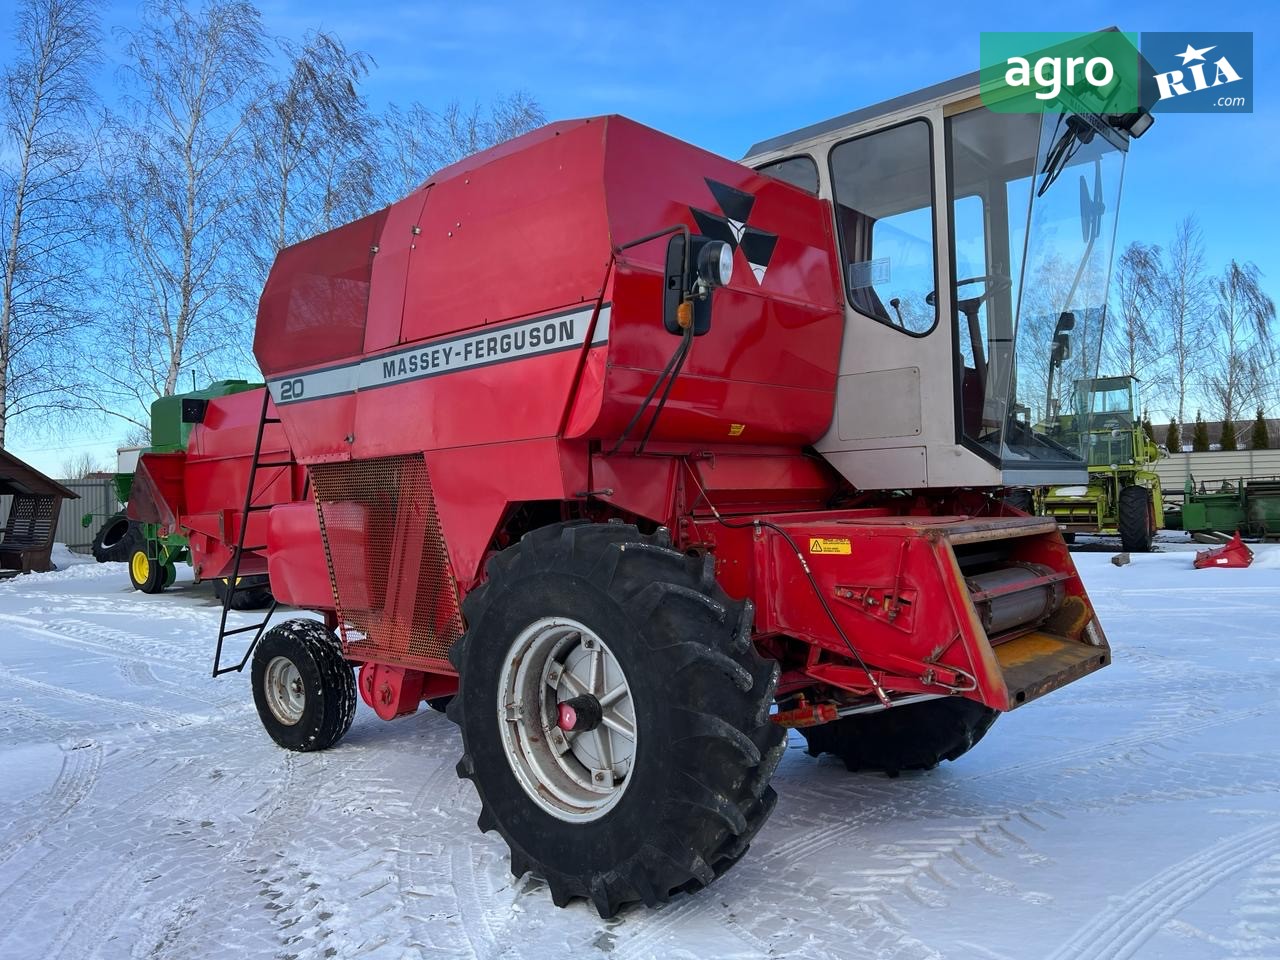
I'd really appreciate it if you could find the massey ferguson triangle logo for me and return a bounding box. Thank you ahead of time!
[689,179,778,284]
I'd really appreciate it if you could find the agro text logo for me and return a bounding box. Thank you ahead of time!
[979,32,1140,113]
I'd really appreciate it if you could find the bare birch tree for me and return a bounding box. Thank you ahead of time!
[1206,259,1276,425]
[248,29,376,274]
[91,0,265,426]
[1108,241,1162,381]
[0,0,102,446]
[1158,217,1210,427]
[380,91,546,201]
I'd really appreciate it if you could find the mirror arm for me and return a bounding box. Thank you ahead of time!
[614,222,693,296]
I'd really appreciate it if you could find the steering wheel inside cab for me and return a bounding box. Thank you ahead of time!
[925,274,1011,314]
[926,274,1011,377]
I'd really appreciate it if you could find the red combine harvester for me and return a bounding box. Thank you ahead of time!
[133,65,1153,916]
[128,387,305,609]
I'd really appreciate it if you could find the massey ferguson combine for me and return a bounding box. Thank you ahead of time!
[133,61,1154,916]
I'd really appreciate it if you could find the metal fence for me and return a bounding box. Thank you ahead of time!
[0,477,120,553]
[1155,449,1280,502]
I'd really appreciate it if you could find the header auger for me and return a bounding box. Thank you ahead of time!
[133,59,1152,916]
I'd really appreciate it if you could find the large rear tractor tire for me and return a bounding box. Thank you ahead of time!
[1118,485,1155,553]
[92,513,140,563]
[128,545,173,594]
[214,575,275,611]
[799,696,998,776]
[251,619,357,752]
[448,521,784,918]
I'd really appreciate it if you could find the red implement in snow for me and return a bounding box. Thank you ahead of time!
[1194,532,1254,569]
[137,63,1156,916]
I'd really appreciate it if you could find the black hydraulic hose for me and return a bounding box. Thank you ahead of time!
[635,324,693,455]
[607,322,692,455]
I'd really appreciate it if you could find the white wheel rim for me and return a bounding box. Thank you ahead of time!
[264,656,306,725]
[497,617,637,823]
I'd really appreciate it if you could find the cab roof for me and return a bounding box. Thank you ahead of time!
[743,71,978,160]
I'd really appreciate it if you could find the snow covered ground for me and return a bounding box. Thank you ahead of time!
[1,538,1277,960]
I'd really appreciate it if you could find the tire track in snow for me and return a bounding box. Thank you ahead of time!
[741,744,1280,960]
[0,613,199,671]
[122,749,328,959]
[0,664,190,726]
[394,721,495,958]
[1047,821,1280,960]
[0,850,93,944]
[761,704,1270,871]
[47,863,138,960]
[449,841,522,960]
[0,739,102,870]
[1231,850,1280,956]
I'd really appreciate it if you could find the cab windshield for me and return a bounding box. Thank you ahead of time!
[946,106,1128,476]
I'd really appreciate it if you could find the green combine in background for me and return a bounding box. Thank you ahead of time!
[1039,375,1164,551]
[1168,477,1280,541]
[86,380,273,607]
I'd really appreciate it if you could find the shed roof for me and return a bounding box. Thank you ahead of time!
[0,449,79,499]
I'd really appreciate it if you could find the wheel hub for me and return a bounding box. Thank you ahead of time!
[497,617,637,822]
[264,655,306,726]
[556,694,603,732]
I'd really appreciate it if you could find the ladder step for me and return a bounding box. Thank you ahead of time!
[211,389,280,679]
[221,622,269,637]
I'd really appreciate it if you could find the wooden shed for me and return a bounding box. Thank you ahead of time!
[0,450,79,574]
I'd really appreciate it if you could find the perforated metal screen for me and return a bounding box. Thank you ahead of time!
[310,454,463,670]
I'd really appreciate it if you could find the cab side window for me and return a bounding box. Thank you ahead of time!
[757,155,819,195]
[829,120,937,334]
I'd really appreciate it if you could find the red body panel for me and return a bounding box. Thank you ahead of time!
[255,117,843,592]
[266,502,331,607]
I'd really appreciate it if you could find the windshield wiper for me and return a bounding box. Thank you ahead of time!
[1037,115,1092,198]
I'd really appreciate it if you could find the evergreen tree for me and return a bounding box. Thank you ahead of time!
[1141,409,1156,443]
[1192,411,1210,452]
[1165,418,1181,453]
[1252,408,1271,450]
[1220,418,1238,451]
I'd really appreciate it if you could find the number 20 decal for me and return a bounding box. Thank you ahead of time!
[278,378,305,401]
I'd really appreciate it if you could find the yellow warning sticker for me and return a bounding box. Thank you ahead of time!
[809,537,851,555]
[728,423,746,437]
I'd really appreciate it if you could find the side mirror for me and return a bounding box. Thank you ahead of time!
[1050,311,1075,364]
[663,234,732,336]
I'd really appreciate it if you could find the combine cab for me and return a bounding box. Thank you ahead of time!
[202,47,1152,917]
[1039,375,1164,550]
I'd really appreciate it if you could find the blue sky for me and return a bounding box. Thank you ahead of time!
[4,0,1277,474]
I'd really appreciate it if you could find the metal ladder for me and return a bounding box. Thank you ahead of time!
[212,388,293,676]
